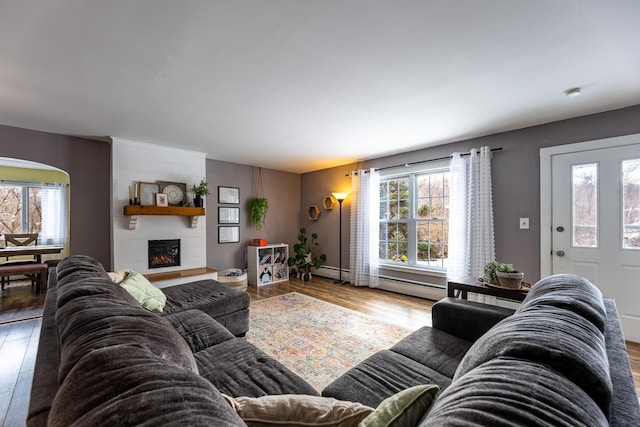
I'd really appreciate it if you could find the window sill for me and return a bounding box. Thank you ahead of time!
[379,263,447,278]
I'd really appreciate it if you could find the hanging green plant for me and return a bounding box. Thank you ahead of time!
[249,167,269,229]
[249,197,269,229]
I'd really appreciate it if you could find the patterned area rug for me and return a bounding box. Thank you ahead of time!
[245,292,415,391]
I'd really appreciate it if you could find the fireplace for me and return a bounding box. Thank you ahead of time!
[148,239,180,269]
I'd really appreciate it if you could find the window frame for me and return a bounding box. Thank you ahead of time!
[379,161,450,272]
[0,181,43,235]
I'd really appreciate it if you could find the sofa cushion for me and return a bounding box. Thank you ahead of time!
[454,305,612,414]
[119,270,167,312]
[165,309,235,353]
[389,326,472,378]
[196,338,319,398]
[56,292,198,383]
[162,279,250,316]
[49,345,245,427]
[224,394,373,426]
[322,350,451,409]
[521,273,606,332]
[162,279,251,336]
[422,357,608,426]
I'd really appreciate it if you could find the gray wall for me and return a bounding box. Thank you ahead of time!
[302,104,640,284]
[205,159,301,270]
[0,124,112,268]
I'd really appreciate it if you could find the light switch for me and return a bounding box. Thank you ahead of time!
[519,218,529,230]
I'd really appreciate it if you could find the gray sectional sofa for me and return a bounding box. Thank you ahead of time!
[27,255,316,426]
[324,274,640,426]
[28,255,640,426]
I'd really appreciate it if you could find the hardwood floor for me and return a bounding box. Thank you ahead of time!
[1,275,639,426]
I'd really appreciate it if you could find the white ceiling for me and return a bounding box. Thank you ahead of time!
[1,1,639,173]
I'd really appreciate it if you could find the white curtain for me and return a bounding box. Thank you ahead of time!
[447,147,495,303]
[40,183,68,246]
[349,168,380,288]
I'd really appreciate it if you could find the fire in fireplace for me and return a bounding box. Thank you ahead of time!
[148,239,180,269]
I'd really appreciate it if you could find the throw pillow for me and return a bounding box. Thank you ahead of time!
[358,384,439,427]
[119,270,167,312]
[223,394,374,426]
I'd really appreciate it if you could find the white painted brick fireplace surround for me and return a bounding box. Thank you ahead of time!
[111,137,207,275]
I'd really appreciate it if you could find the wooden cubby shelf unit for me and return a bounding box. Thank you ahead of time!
[123,205,205,229]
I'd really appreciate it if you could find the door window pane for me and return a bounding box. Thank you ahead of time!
[623,159,640,249]
[572,163,598,247]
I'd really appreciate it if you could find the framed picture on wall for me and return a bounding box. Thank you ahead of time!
[219,207,240,224]
[218,226,240,243]
[218,186,239,204]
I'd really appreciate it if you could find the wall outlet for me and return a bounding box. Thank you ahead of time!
[519,218,529,230]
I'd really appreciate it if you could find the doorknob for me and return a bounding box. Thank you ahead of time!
[556,226,565,232]
[556,250,565,257]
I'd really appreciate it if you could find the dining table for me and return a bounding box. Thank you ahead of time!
[0,244,64,263]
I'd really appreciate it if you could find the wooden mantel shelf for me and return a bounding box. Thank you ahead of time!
[123,205,205,229]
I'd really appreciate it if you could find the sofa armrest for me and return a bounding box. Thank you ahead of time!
[432,297,515,342]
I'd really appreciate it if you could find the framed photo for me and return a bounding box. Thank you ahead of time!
[138,182,160,206]
[158,181,187,206]
[218,226,240,243]
[156,193,168,207]
[218,186,239,204]
[219,206,240,224]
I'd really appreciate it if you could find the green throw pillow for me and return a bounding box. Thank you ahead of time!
[119,270,167,312]
[358,384,440,427]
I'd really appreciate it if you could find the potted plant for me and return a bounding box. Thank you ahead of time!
[191,179,209,207]
[483,261,524,289]
[249,198,269,229]
[287,227,327,281]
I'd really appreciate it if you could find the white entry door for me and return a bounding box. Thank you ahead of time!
[547,138,640,342]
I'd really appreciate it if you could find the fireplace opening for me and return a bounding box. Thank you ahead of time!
[148,239,180,269]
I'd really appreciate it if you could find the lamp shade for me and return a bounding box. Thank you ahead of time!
[332,192,348,201]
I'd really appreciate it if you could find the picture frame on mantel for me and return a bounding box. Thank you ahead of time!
[218,186,239,204]
[218,226,240,243]
[156,193,168,207]
[139,182,160,206]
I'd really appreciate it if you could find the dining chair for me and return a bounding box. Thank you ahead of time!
[1,233,40,290]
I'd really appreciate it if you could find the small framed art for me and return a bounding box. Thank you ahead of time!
[218,226,240,243]
[218,186,240,204]
[219,207,240,224]
[156,193,169,207]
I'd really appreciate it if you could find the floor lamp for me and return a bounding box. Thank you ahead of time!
[332,192,348,285]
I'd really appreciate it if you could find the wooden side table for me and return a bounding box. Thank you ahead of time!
[447,276,529,302]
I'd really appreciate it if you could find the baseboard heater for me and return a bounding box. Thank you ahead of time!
[315,266,446,301]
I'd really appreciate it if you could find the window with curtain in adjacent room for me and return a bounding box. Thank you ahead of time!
[379,161,450,271]
[0,181,68,245]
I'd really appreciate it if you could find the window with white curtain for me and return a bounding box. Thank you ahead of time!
[379,162,450,271]
[0,181,68,245]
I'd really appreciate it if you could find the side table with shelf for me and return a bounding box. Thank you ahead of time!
[447,276,529,302]
[247,244,289,286]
